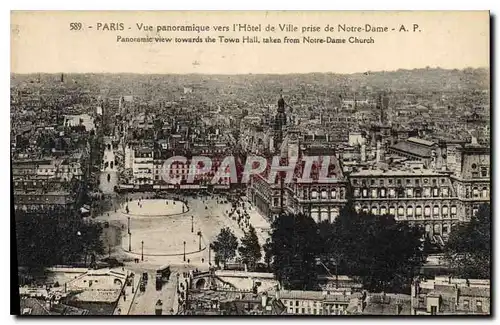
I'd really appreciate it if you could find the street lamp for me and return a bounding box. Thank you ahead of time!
[183,241,186,262]
[128,232,132,252]
[197,231,202,251]
[191,216,194,233]
[141,240,144,261]
[208,241,211,266]
[128,216,131,252]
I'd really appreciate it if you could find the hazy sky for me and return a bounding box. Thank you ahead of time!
[11,11,489,74]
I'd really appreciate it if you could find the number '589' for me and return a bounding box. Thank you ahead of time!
[69,23,82,30]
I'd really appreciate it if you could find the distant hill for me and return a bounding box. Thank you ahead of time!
[11,67,489,97]
[345,67,489,92]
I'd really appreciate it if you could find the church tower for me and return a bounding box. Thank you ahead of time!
[274,91,287,154]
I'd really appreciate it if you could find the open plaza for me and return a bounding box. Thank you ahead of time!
[95,192,271,268]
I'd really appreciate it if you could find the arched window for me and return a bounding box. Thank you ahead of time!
[398,206,405,217]
[389,206,396,216]
[433,205,439,217]
[331,189,337,199]
[482,187,488,198]
[451,205,457,216]
[380,188,386,198]
[407,206,414,217]
[371,206,378,215]
[311,190,318,199]
[371,188,378,198]
[362,206,369,213]
[442,205,449,217]
[472,187,479,198]
[380,206,387,215]
[321,190,327,199]
[424,206,431,217]
[415,206,422,217]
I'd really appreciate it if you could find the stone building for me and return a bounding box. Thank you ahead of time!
[411,276,490,315]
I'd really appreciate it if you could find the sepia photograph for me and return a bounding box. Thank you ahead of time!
[10,10,491,316]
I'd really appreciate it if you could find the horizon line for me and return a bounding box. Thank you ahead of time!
[10,66,489,77]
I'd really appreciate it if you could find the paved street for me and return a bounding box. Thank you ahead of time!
[127,266,187,315]
[99,137,118,194]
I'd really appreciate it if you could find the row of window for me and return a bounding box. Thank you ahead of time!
[354,187,450,199]
[18,196,64,202]
[134,153,153,158]
[467,187,489,199]
[305,189,346,200]
[352,177,447,187]
[462,299,485,313]
[356,205,458,218]
[36,168,80,173]
[285,300,346,315]
[470,165,489,178]
[152,175,228,184]
[287,307,345,315]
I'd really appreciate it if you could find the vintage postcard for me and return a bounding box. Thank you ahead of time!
[11,11,490,316]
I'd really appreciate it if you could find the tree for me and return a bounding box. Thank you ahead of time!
[267,213,320,290]
[210,227,238,267]
[15,211,104,268]
[331,204,427,293]
[444,204,490,279]
[238,225,261,271]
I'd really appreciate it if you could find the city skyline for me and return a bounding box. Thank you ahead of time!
[9,65,491,76]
